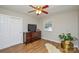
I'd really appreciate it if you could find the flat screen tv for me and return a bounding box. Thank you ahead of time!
[28,24,37,32]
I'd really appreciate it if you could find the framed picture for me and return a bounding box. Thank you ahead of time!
[44,21,52,31]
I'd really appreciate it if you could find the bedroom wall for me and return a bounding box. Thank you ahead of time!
[78,11,79,38]
[40,10,79,43]
[0,8,39,32]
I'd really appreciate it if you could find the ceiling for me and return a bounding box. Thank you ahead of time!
[0,5,79,19]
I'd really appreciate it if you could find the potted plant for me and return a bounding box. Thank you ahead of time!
[58,33,74,52]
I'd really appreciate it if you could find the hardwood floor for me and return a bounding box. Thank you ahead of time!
[0,39,79,53]
[0,39,60,53]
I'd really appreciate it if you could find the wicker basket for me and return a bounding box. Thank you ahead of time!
[61,40,74,52]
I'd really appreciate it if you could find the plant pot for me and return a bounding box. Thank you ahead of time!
[61,41,65,49]
[61,40,74,52]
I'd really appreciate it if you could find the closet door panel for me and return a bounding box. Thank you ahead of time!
[0,14,23,49]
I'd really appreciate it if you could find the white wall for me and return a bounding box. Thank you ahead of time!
[0,8,39,32]
[78,11,79,38]
[40,10,79,42]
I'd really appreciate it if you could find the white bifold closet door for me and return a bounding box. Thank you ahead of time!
[0,14,23,49]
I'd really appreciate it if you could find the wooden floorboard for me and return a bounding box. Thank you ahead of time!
[0,39,79,53]
[0,39,49,53]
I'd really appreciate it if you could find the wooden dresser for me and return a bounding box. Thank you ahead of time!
[23,31,41,44]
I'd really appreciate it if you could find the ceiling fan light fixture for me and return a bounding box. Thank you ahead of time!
[29,5,48,15]
[36,10,42,15]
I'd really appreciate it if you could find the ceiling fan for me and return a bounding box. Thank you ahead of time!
[28,5,49,15]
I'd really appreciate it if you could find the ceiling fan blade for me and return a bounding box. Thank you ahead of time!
[42,10,48,14]
[29,5,36,9]
[42,5,49,9]
[28,10,35,13]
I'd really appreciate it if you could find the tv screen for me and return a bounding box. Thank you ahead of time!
[28,24,37,32]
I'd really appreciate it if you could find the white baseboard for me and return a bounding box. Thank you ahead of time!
[42,37,61,43]
[0,42,23,50]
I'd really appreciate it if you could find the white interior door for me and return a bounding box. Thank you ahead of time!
[0,14,23,49]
